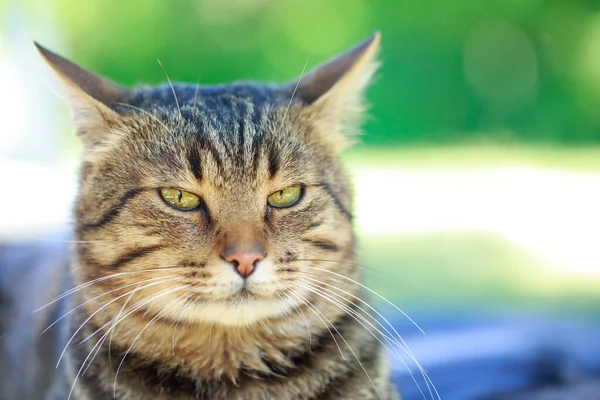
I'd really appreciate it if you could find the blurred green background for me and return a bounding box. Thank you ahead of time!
[1,0,599,321]
[12,0,600,145]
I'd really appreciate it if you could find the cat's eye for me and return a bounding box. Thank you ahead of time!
[267,185,303,208]
[160,188,201,211]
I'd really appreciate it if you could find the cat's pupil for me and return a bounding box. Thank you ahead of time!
[279,190,284,198]
[177,191,183,202]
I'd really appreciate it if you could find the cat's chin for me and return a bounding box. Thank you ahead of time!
[188,298,294,326]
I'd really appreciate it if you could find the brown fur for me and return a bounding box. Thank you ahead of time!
[34,33,401,399]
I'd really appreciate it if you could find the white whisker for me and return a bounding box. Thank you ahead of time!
[302,275,439,399]
[57,277,182,368]
[286,289,345,360]
[172,292,195,358]
[296,280,435,400]
[305,266,425,334]
[288,289,383,400]
[41,275,179,335]
[66,284,189,400]
[157,58,183,120]
[113,289,190,397]
[192,80,200,111]
[34,267,182,313]
[290,300,312,347]
[108,290,137,369]
[281,58,309,128]
[116,102,175,135]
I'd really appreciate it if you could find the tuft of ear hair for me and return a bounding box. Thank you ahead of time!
[34,42,129,149]
[294,32,381,153]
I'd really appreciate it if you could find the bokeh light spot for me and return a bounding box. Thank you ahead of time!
[463,19,538,104]
[579,13,600,93]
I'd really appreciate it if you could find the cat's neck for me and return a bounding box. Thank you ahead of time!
[64,289,358,397]
[70,290,356,383]
[102,309,316,381]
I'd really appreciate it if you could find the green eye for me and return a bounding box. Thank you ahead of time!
[160,188,201,211]
[267,185,303,208]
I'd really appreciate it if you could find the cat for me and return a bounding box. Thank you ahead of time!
[2,32,404,399]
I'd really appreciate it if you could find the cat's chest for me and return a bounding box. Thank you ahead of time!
[112,319,310,381]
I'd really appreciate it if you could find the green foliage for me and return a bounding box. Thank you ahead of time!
[22,0,600,144]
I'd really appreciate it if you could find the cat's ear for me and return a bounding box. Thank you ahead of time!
[35,42,129,149]
[294,32,380,152]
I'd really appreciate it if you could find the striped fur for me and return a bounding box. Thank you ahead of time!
[36,33,400,399]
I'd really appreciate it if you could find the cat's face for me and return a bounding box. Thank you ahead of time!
[75,91,354,325]
[37,34,379,327]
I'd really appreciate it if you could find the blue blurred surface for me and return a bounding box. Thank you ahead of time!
[390,315,600,399]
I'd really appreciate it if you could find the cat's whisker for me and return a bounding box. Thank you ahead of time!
[82,321,113,377]
[113,289,191,398]
[108,290,137,369]
[192,80,200,112]
[300,270,437,398]
[75,298,155,393]
[305,136,334,147]
[115,102,175,135]
[34,267,185,313]
[57,277,184,368]
[259,319,275,338]
[41,274,180,335]
[296,281,430,400]
[82,294,158,379]
[300,274,417,349]
[291,119,311,139]
[296,280,436,400]
[172,292,195,358]
[287,294,312,347]
[294,257,389,276]
[302,282,411,359]
[288,289,383,400]
[305,266,425,335]
[88,284,173,376]
[80,282,183,345]
[35,273,127,313]
[281,58,309,128]
[280,268,347,285]
[83,285,189,376]
[285,289,346,361]
[157,58,183,120]
[299,274,437,400]
[301,275,439,399]
[299,279,408,355]
[298,306,312,348]
[67,284,189,400]
[83,283,189,346]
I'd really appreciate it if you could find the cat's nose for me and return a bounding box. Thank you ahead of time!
[222,248,265,278]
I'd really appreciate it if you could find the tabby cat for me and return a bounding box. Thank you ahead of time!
[10,33,404,399]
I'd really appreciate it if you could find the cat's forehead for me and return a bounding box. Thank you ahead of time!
[126,82,304,149]
[127,83,291,117]
[118,83,318,186]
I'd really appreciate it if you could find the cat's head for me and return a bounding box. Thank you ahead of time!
[37,34,380,327]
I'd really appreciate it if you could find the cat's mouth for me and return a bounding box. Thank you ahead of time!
[183,291,292,326]
[229,287,255,302]
[176,258,292,325]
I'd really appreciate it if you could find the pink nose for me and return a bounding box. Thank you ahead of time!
[223,250,264,278]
